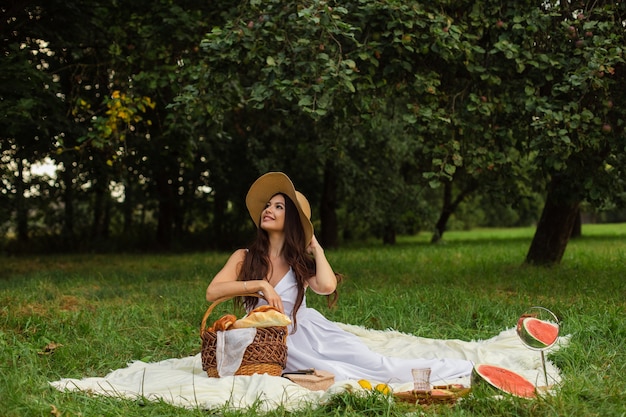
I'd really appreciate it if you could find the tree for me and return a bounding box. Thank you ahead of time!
[72,0,216,249]
[177,0,626,253]
[3,0,625,258]
[0,4,65,244]
[186,1,364,246]
[521,1,626,264]
[1,0,244,251]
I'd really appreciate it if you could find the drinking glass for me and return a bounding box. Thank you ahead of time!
[411,368,431,391]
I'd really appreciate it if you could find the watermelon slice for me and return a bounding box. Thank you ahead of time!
[519,317,559,349]
[472,364,536,398]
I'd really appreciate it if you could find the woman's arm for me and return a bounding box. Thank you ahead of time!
[205,249,284,312]
[205,249,267,301]
[306,235,338,295]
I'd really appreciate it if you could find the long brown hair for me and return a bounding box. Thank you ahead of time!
[236,193,341,331]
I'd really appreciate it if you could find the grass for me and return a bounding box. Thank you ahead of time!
[1,224,625,416]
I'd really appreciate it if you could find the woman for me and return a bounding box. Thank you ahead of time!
[206,172,473,383]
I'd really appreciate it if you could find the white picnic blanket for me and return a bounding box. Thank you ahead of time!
[50,324,569,412]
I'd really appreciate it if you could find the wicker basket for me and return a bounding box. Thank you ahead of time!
[200,293,288,378]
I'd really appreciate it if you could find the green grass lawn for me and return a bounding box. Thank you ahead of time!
[1,225,625,416]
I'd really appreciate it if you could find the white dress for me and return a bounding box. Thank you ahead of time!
[254,269,474,383]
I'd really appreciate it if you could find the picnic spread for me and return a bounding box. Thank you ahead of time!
[51,267,569,411]
[50,322,569,412]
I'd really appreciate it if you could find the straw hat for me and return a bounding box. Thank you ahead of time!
[245,172,313,247]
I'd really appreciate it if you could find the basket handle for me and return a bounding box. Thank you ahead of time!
[200,292,264,335]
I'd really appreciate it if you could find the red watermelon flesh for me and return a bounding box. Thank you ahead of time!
[520,317,559,348]
[472,364,536,398]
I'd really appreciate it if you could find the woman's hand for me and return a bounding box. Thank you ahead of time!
[259,281,285,313]
[306,235,338,295]
[206,249,286,313]
[307,234,324,257]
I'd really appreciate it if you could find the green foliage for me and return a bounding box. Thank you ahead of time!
[76,91,156,159]
[2,0,626,251]
[198,1,360,117]
[520,3,626,202]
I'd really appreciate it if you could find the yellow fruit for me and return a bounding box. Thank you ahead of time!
[357,379,372,390]
[375,383,391,394]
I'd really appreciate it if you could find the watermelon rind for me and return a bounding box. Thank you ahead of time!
[472,364,536,398]
[519,317,558,349]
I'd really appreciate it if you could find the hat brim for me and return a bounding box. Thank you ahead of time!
[245,172,314,247]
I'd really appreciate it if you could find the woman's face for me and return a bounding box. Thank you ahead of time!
[261,194,286,234]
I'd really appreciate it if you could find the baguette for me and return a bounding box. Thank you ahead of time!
[231,305,292,329]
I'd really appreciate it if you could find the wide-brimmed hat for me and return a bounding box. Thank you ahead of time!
[245,172,313,247]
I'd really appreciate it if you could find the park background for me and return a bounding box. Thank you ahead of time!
[2,0,625,266]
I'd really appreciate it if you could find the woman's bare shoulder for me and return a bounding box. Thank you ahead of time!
[228,248,248,263]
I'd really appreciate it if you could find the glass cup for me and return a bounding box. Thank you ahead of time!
[412,368,431,391]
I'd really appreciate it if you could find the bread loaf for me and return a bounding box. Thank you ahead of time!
[231,305,291,329]
[210,314,237,332]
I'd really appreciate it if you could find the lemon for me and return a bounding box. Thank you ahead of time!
[357,379,372,390]
[375,383,391,395]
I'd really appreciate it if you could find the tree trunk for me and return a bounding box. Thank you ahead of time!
[61,165,75,243]
[212,187,228,250]
[122,179,134,234]
[431,179,478,243]
[431,210,452,243]
[15,158,28,242]
[382,224,396,245]
[570,207,582,238]
[102,196,111,239]
[155,171,175,249]
[320,162,338,248]
[525,177,581,265]
[91,177,109,240]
